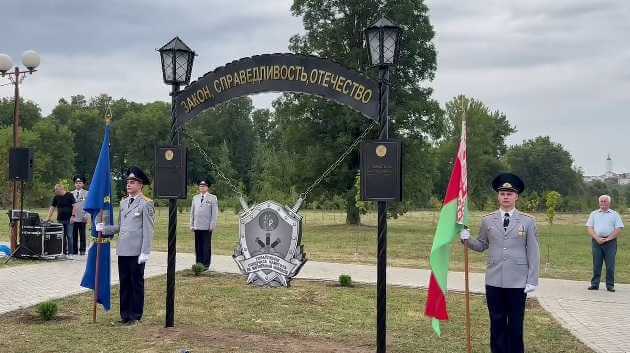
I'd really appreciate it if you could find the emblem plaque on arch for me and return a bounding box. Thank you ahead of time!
[233,201,306,287]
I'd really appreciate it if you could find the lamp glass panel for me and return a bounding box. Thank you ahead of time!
[367,30,381,65]
[175,51,190,83]
[162,51,174,82]
[382,28,398,64]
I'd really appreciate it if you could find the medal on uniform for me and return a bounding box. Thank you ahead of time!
[518,225,526,238]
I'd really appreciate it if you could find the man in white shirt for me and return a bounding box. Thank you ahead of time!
[586,194,624,292]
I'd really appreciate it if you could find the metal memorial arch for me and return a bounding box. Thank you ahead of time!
[161,18,399,352]
[174,53,380,288]
[173,53,380,128]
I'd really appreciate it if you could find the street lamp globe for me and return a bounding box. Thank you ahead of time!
[158,37,195,86]
[365,17,401,67]
[22,50,40,72]
[0,54,13,75]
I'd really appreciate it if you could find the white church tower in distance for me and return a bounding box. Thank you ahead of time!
[606,154,613,174]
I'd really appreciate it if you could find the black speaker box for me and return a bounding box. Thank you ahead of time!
[155,145,187,199]
[9,148,33,181]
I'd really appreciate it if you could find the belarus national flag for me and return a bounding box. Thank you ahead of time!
[424,118,468,336]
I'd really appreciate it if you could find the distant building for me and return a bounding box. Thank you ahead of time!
[584,154,630,185]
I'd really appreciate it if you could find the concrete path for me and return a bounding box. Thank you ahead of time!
[1,253,628,353]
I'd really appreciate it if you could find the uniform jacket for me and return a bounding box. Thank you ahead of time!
[190,193,219,231]
[104,195,154,257]
[467,210,540,288]
[71,189,89,223]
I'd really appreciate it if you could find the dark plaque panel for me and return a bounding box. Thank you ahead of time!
[155,145,188,199]
[360,140,402,201]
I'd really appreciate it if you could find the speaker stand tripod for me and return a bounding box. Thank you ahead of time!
[4,179,34,264]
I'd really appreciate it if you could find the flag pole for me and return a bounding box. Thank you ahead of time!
[458,101,472,353]
[92,107,112,323]
[464,237,472,353]
[93,210,103,323]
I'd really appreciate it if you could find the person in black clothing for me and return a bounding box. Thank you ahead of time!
[47,184,76,256]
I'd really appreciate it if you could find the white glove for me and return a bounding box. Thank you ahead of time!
[95,223,104,232]
[138,253,150,264]
[524,284,537,293]
[460,229,471,240]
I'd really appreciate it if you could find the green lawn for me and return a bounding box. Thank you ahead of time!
[2,208,628,283]
[0,272,593,353]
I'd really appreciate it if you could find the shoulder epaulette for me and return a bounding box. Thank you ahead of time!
[142,195,153,202]
[482,211,496,218]
[520,211,535,219]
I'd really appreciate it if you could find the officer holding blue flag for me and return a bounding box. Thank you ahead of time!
[97,166,154,326]
[81,121,115,318]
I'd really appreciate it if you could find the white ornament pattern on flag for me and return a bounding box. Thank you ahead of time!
[456,118,468,224]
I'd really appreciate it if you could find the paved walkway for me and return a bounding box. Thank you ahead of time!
[1,253,628,353]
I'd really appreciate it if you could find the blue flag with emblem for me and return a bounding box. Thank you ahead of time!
[80,124,113,311]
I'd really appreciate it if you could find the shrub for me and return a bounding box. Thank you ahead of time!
[37,301,58,321]
[339,274,353,287]
[192,263,206,276]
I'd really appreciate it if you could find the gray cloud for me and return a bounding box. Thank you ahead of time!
[1,0,629,176]
[428,0,630,175]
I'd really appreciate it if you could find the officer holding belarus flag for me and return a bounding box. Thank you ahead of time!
[460,173,540,353]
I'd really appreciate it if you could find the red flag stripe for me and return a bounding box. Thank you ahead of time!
[424,273,449,320]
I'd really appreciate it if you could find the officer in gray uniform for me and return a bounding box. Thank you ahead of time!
[97,166,154,326]
[460,173,539,353]
[190,178,219,269]
[71,175,89,255]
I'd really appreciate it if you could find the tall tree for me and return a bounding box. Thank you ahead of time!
[435,95,516,209]
[186,97,257,193]
[0,97,42,130]
[505,136,582,196]
[280,0,443,223]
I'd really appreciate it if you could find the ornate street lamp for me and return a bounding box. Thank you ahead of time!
[365,17,401,353]
[366,17,401,68]
[158,36,195,328]
[159,37,195,87]
[0,50,41,252]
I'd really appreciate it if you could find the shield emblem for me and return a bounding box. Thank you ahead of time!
[233,201,307,287]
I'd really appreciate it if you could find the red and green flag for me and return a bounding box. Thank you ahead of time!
[424,119,468,336]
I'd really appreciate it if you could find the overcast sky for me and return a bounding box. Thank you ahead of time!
[2,0,628,175]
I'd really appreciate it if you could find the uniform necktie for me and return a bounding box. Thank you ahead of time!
[201,195,204,203]
[129,198,135,206]
[503,213,510,231]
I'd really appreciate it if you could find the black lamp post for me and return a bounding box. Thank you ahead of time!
[158,36,195,328]
[365,17,401,353]
[0,50,41,252]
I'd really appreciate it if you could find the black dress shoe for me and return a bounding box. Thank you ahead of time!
[123,320,138,326]
[587,286,599,290]
[118,319,129,324]
[607,287,615,292]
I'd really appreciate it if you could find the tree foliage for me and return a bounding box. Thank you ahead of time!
[280,0,444,223]
[506,136,582,196]
[435,95,515,209]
